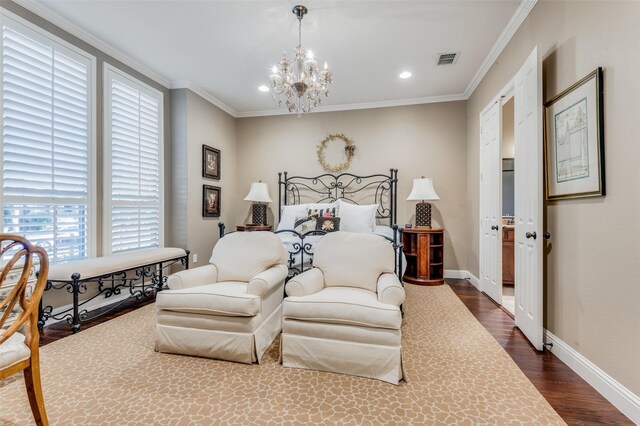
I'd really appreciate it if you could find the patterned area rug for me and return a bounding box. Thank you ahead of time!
[0,285,564,425]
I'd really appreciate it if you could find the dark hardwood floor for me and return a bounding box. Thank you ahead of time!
[448,278,632,425]
[37,280,632,425]
[38,297,155,346]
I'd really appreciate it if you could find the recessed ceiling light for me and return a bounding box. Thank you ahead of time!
[399,71,412,79]
[258,85,270,92]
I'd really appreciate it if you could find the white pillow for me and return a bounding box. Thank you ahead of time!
[337,199,377,233]
[277,204,309,231]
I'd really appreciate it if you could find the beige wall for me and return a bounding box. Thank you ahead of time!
[236,102,468,271]
[170,89,237,267]
[466,1,640,394]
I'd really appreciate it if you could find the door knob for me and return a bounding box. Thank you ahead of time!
[491,225,499,231]
[526,231,537,239]
[544,232,551,240]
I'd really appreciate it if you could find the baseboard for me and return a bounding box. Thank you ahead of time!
[544,330,640,424]
[444,270,480,289]
[465,272,480,289]
[444,269,467,279]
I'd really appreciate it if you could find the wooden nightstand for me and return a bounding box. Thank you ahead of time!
[402,227,445,285]
[236,225,272,232]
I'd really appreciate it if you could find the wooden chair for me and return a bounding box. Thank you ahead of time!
[0,234,49,426]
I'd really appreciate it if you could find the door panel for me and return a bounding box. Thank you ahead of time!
[479,100,502,304]
[514,46,544,351]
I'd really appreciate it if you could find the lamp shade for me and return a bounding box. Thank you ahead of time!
[244,181,273,203]
[407,177,440,201]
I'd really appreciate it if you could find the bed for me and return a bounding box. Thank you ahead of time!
[219,169,404,280]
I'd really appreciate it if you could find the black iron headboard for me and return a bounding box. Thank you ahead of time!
[278,169,398,226]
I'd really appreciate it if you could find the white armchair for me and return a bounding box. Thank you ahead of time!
[155,231,287,364]
[282,231,405,384]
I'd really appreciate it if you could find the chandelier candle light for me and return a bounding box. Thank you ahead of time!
[407,177,440,228]
[269,5,332,116]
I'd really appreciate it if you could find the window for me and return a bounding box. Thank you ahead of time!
[1,13,95,263]
[104,65,163,254]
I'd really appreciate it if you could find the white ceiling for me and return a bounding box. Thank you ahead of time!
[24,0,527,117]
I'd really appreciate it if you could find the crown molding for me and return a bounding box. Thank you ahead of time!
[235,93,467,118]
[10,0,536,116]
[463,0,538,98]
[231,0,536,118]
[169,81,238,118]
[11,0,171,88]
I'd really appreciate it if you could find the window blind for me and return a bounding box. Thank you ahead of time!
[106,68,162,254]
[1,19,93,263]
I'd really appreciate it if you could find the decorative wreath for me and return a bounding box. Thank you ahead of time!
[316,133,356,173]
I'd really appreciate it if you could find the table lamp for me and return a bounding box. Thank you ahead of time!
[244,181,272,225]
[407,177,440,227]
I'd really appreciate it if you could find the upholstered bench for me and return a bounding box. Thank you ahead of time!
[39,247,189,332]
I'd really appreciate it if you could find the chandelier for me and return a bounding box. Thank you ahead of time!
[269,5,332,116]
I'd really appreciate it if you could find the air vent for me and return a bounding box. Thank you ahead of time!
[437,53,459,66]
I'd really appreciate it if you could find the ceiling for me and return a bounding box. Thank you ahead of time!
[24,0,527,117]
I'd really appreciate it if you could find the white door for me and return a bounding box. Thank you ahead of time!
[513,46,544,351]
[479,100,502,304]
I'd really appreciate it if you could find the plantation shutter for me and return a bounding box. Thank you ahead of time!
[106,67,162,254]
[1,18,93,262]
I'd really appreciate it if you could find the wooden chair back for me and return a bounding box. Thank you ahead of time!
[0,234,49,345]
[0,234,50,426]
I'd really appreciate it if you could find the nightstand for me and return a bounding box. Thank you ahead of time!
[236,225,272,232]
[402,227,445,285]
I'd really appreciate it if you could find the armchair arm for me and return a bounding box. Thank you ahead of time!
[377,273,405,306]
[247,264,288,297]
[285,268,325,297]
[167,264,218,290]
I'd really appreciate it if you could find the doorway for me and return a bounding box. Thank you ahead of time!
[500,95,515,316]
[478,46,544,351]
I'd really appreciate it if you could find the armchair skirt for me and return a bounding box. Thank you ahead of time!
[156,280,284,364]
[282,287,404,384]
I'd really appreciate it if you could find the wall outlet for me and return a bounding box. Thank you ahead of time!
[193,253,198,263]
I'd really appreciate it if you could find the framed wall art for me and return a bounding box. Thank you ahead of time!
[202,145,221,180]
[203,185,221,217]
[544,67,605,200]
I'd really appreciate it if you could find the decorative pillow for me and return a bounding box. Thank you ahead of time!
[316,217,340,233]
[277,204,309,231]
[336,199,377,233]
[308,206,337,219]
[294,215,316,234]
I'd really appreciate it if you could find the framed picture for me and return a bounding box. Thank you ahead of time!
[203,185,221,217]
[202,145,220,180]
[544,68,605,200]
